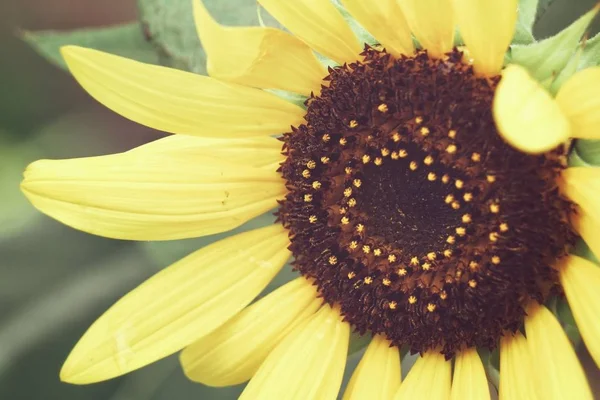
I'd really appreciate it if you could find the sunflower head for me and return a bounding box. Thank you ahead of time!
[17,0,600,398]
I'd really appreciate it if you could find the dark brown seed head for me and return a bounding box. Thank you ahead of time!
[277,47,576,357]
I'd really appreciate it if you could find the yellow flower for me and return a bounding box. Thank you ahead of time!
[19,0,600,398]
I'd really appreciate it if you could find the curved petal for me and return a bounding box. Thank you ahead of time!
[570,208,600,260]
[524,303,593,400]
[499,332,538,400]
[192,0,325,96]
[450,348,490,400]
[60,224,290,384]
[343,335,401,400]
[258,0,361,64]
[398,0,455,59]
[560,167,600,224]
[493,64,570,153]
[393,351,451,400]
[127,134,284,169]
[340,0,413,57]
[239,304,350,400]
[556,67,600,139]
[451,0,517,76]
[61,46,305,137]
[180,277,321,386]
[21,140,285,241]
[559,255,600,369]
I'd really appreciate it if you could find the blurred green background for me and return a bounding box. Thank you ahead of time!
[0,0,599,399]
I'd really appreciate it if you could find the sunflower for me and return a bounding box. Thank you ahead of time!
[20,0,600,398]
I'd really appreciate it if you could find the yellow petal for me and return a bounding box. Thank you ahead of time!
[493,64,570,153]
[180,277,321,386]
[556,67,600,139]
[343,335,401,400]
[60,225,290,384]
[393,351,451,400]
[21,142,285,241]
[499,332,538,400]
[61,46,305,137]
[340,0,413,57]
[560,167,600,223]
[258,0,361,64]
[570,208,600,260]
[450,348,490,400]
[192,0,325,96]
[559,255,600,369]
[450,0,517,76]
[128,134,284,169]
[239,304,349,400]
[524,303,593,400]
[398,0,455,59]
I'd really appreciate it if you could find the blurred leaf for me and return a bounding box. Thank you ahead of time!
[509,6,598,83]
[0,246,153,378]
[575,139,600,165]
[138,0,279,73]
[535,0,558,24]
[21,23,159,71]
[514,0,538,44]
[0,135,43,238]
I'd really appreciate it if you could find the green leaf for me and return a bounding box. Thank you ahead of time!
[549,32,600,93]
[509,6,598,83]
[513,0,538,44]
[575,139,600,165]
[568,146,592,167]
[138,0,279,73]
[331,0,377,47]
[556,299,582,347]
[578,32,600,68]
[21,23,159,71]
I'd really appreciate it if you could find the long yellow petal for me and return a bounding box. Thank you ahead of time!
[561,167,600,223]
[398,0,455,59]
[340,0,413,57]
[451,0,517,76]
[60,225,290,384]
[450,348,490,400]
[257,0,361,64]
[524,303,593,400]
[239,304,349,400]
[559,255,600,369]
[499,332,538,400]
[192,0,325,96]
[180,277,321,386]
[61,46,305,137]
[343,335,401,400]
[127,134,284,169]
[21,142,285,241]
[393,351,451,400]
[570,208,600,260]
[556,67,600,139]
[493,64,570,153]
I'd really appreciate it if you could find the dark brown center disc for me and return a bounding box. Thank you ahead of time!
[278,47,576,357]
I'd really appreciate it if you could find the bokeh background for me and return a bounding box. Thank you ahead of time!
[1,0,599,399]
